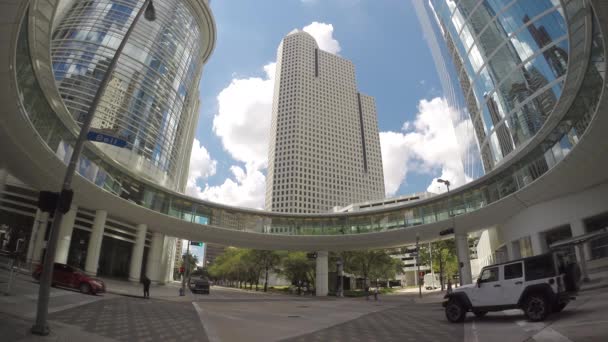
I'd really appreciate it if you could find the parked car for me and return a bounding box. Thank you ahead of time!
[443,252,580,323]
[33,263,106,295]
[189,276,210,294]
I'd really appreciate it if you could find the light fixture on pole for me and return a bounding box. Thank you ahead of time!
[31,1,156,335]
[437,178,451,192]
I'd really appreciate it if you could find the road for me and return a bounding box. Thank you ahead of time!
[1,268,607,341]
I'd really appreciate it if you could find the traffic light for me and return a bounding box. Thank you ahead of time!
[190,241,203,247]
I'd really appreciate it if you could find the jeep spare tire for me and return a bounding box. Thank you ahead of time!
[564,263,581,292]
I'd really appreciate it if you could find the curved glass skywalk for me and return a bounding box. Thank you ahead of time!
[12,0,607,238]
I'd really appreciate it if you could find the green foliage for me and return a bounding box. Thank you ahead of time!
[280,251,315,287]
[337,249,403,283]
[418,239,458,288]
[182,252,198,275]
[208,248,283,290]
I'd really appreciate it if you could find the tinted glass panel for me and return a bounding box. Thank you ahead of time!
[504,262,523,279]
[480,266,499,282]
[524,254,555,280]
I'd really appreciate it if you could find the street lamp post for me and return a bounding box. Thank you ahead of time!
[31,1,155,335]
[437,178,451,192]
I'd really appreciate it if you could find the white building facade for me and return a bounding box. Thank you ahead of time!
[265,31,385,213]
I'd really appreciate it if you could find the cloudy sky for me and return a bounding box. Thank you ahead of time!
[184,0,475,210]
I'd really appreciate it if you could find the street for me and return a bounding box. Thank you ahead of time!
[1,268,608,342]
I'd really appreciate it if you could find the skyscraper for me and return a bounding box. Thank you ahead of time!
[51,0,215,192]
[419,0,568,172]
[265,31,385,213]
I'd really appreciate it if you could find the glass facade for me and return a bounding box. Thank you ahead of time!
[51,0,208,191]
[429,0,569,171]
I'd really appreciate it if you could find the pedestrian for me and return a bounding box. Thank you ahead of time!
[373,286,379,301]
[447,278,453,294]
[142,275,151,299]
[365,285,370,300]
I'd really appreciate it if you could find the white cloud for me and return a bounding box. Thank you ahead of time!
[302,22,341,54]
[290,22,342,55]
[185,139,217,197]
[212,62,276,170]
[196,164,266,209]
[379,97,474,196]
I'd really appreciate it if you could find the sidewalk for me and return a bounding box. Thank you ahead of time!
[0,312,114,342]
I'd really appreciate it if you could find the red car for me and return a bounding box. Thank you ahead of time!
[33,263,106,295]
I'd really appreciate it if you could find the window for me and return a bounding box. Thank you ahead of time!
[525,255,555,281]
[504,263,523,280]
[479,267,499,282]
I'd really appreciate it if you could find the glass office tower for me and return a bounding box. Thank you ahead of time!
[51,0,214,192]
[423,0,568,172]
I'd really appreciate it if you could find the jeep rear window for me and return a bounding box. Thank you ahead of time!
[504,263,523,279]
[525,255,555,281]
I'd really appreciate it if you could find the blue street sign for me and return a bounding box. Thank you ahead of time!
[87,131,127,148]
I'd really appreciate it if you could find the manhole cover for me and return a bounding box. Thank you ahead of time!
[288,315,301,318]
[297,305,309,308]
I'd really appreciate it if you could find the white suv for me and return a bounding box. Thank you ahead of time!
[443,252,581,322]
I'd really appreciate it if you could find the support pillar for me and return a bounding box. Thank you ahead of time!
[576,244,590,282]
[54,205,77,264]
[455,234,472,285]
[315,251,328,296]
[0,168,7,197]
[506,242,515,261]
[31,212,49,265]
[570,220,591,261]
[26,210,42,264]
[129,224,147,282]
[530,231,549,256]
[146,232,164,284]
[511,241,522,260]
[84,210,106,276]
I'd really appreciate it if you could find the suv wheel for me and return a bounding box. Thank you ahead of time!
[524,294,550,321]
[79,283,91,295]
[445,299,466,323]
[473,311,487,318]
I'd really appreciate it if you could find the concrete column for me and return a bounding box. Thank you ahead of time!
[31,212,49,265]
[530,232,549,255]
[0,168,8,197]
[55,205,78,264]
[455,234,472,285]
[158,236,176,284]
[570,220,591,261]
[315,251,328,296]
[506,242,516,261]
[511,241,522,260]
[84,210,107,276]
[129,224,147,282]
[576,244,590,282]
[26,210,42,264]
[146,232,164,284]
[165,237,177,283]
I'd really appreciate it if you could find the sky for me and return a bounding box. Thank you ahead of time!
[184,0,474,210]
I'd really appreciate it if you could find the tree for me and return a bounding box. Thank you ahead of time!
[418,239,458,290]
[250,250,281,292]
[182,252,198,277]
[342,249,402,288]
[280,252,315,293]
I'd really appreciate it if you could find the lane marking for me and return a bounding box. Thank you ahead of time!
[23,297,102,318]
[464,319,479,342]
[532,327,573,342]
[193,301,222,342]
